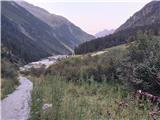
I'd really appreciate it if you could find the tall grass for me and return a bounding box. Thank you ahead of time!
[29,75,159,120]
[1,78,19,99]
[1,59,19,99]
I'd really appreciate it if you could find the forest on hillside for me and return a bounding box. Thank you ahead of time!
[75,23,160,54]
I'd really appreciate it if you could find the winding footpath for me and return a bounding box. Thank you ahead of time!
[1,55,68,120]
[1,76,33,120]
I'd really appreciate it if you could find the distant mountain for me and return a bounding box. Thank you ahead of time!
[116,1,160,32]
[1,1,94,63]
[95,29,115,38]
[75,1,160,54]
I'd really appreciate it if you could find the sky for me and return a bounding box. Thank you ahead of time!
[20,0,152,35]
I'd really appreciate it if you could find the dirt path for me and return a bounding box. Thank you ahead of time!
[1,76,33,120]
[1,55,68,120]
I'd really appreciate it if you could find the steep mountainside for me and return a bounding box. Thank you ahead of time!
[95,29,115,38]
[17,1,94,50]
[1,1,94,63]
[116,1,160,32]
[75,1,160,54]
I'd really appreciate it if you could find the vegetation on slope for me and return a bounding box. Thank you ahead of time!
[75,24,160,54]
[28,33,160,119]
[1,46,19,99]
[47,44,127,83]
[120,33,160,95]
[48,33,160,95]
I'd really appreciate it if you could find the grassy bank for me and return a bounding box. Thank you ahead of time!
[1,78,19,99]
[46,44,127,83]
[47,34,160,95]
[28,34,160,119]
[1,59,19,99]
[29,75,158,120]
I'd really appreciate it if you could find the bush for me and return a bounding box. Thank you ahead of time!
[30,65,46,77]
[120,33,160,95]
[1,59,18,79]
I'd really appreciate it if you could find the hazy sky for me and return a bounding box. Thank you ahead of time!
[23,0,152,35]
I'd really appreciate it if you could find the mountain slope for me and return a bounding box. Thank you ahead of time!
[17,1,94,50]
[75,1,160,54]
[1,1,94,63]
[116,1,160,32]
[95,29,115,38]
[2,1,63,63]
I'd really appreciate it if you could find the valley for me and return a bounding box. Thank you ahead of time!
[1,1,160,120]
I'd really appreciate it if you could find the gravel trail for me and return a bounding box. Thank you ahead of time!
[1,76,33,120]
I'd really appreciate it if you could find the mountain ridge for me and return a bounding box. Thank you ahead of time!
[1,1,94,63]
[116,1,160,32]
[17,1,94,48]
[75,1,160,54]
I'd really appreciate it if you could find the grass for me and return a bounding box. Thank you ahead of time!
[29,37,160,119]
[1,58,19,99]
[79,43,128,57]
[46,44,128,83]
[29,75,159,120]
[1,78,19,99]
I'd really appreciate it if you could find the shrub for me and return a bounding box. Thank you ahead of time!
[30,65,46,77]
[120,33,160,95]
[1,59,18,79]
